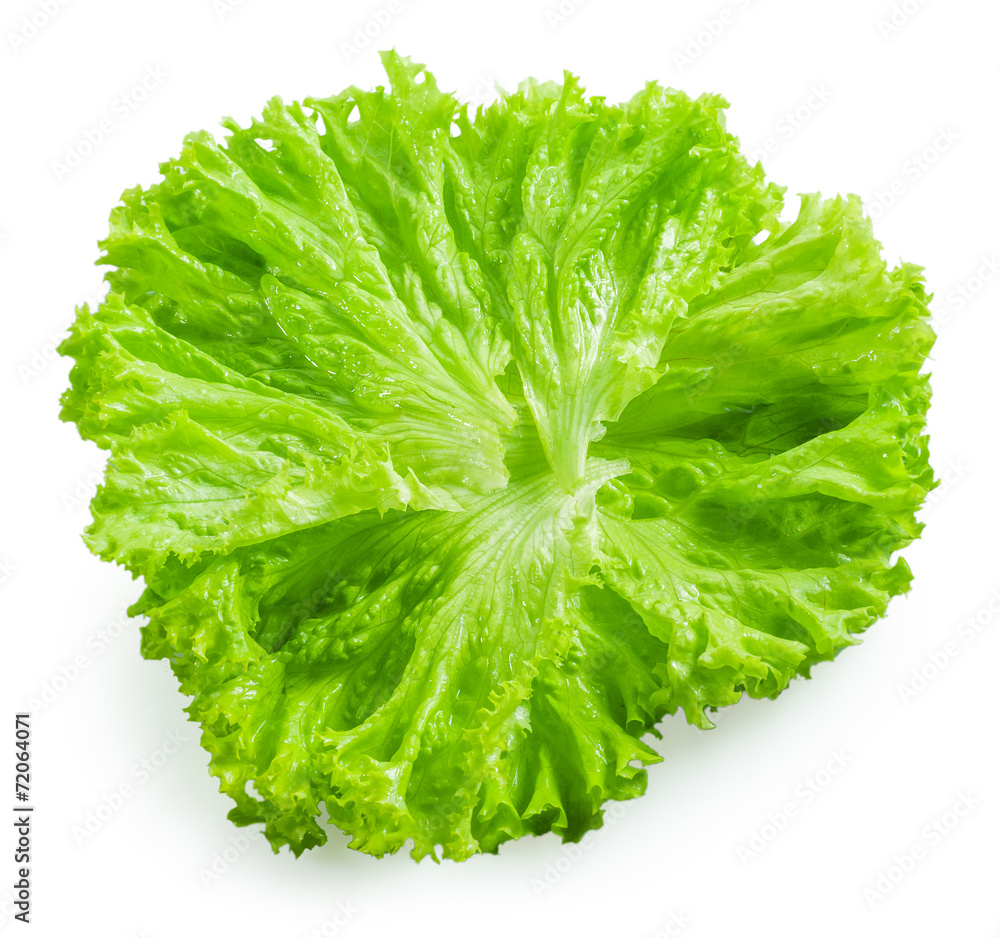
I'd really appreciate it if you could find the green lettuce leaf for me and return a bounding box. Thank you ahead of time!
[60,52,934,860]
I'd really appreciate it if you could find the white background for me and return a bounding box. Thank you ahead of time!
[2,0,998,935]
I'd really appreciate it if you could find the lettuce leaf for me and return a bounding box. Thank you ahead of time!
[60,52,934,860]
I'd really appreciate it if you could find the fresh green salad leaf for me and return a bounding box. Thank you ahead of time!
[60,52,934,860]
